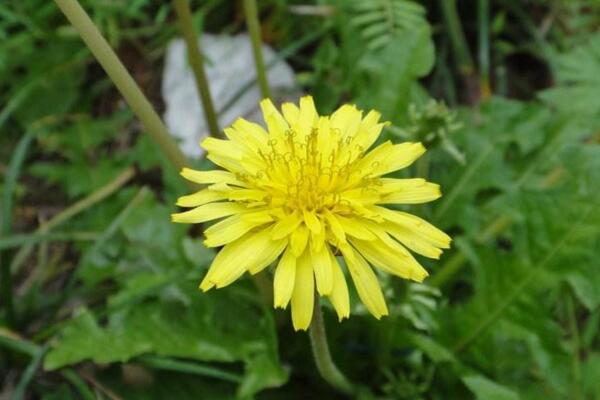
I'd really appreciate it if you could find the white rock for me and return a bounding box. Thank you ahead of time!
[162,33,297,158]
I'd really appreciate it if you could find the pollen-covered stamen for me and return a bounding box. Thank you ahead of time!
[247,126,383,214]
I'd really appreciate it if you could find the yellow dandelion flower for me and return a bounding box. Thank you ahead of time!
[172,96,451,331]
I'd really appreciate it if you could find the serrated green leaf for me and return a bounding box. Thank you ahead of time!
[540,33,600,116]
[44,291,287,397]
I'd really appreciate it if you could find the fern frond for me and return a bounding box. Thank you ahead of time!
[349,0,429,51]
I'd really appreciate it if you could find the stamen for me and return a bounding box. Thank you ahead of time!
[258,122,379,216]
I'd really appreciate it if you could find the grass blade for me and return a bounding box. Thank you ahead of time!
[1,130,36,325]
[139,355,243,383]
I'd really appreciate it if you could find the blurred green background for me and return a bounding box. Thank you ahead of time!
[1,0,600,399]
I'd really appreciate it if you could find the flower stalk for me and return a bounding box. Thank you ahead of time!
[242,0,271,99]
[53,0,190,180]
[478,0,491,98]
[439,0,474,75]
[172,0,220,138]
[309,300,354,396]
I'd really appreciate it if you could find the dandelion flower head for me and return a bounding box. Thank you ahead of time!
[172,96,451,330]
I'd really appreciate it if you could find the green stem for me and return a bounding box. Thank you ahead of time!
[309,300,354,395]
[439,0,474,75]
[566,292,583,400]
[172,0,220,138]
[435,143,493,220]
[428,252,465,288]
[429,215,512,288]
[60,370,96,400]
[53,0,190,177]
[13,346,47,400]
[242,0,271,99]
[478,0,491,96]
[47,168,136,233]
[0,232,99,251]
[0,329,39,356]
[218,24,328,116]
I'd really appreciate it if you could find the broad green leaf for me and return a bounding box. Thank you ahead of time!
[357,26,434,121]
[44,291,287,397]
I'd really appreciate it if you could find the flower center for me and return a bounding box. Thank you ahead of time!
[247,128,377,215]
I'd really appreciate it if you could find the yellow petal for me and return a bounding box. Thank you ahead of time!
[206,154,245,174]
[247,239,288,275]
[290,225,310,256]
[180,168,247,187]
[379,142,426,175]
[328,252,350,321]
[225,188,268,202]
[260,98,288,126]
[316,116,334,157]
[335,215,376,240]
[204,213,273,248]
[310,227,326,252]
[374,206,451,249]
[241,208,276,223]
[378,178,441,204]
[382,222,443,259]
[176,189,225,207]
[303,210,321,234]
[352,110,386,153]
[291,249,315,331]
[281,102,300,126]
[298,95,318,134]
[171,202,246,224]
[341,188,381,205]
[260,98,289,149]
[273,247,296,309]
[350,237,429,282]
[330,104,362,137]
[311,241,333,295]
[226,118,269,153]
[323,210,346,244]
[270,213,302,240]
[201,137,244,160]
[199,230,286,290]
[339,244,388,319]
[357,142,425,177]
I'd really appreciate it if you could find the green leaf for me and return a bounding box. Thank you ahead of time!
[408,334,457,364]
[540,32,600,117]
[462,375,520,400]
[583,353,600,398]
[357,26,435,121]
[44,291,287,397]
[13,41,86,124]
[567,264,600,310]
